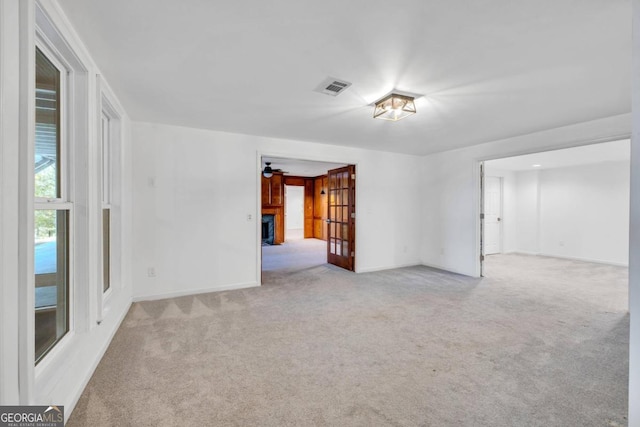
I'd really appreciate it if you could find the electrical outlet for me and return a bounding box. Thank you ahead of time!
[559,241,565,247]
[147,267,156,277]
[247,214,252,221]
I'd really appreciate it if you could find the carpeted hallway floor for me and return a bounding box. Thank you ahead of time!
[68,248,629,426]
[262,237,326,276]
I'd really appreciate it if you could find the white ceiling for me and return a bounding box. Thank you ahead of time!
[486,138,630,171]
[262,157,345,177]
[58,0,631,155]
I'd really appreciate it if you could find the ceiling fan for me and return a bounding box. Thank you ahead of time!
[262,162,288,178]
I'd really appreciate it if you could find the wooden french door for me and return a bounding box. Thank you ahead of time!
[327,165,355,271]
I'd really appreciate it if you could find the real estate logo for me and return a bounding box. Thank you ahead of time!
[0,406,64,427]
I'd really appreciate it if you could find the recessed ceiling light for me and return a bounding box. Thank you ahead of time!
[532,164,541,168]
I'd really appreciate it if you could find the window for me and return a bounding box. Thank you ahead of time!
[101,112,111,293]
[98,87,122,302]
[34,47,70,363]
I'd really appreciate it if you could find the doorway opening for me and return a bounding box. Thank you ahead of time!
[285,185,304,241]
[479,138,630,309]
[480,139,630,273]
[260,156,356,283]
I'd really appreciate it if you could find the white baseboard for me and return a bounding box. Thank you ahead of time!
[356,261,422,274]
[510,251,628,267]
[509,250,539,256]
[420,262,476,277]
[133,281,259,302]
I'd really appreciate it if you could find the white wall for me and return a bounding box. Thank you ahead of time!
[132,122,422,300]
[285,186,304,230]
[420,113,631,277]
[514,171,541,254]
[486,160,630,266]
[538,161,629,265]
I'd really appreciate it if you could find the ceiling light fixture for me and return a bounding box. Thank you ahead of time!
[263,162,273,178]
[373,93,416,121]
[532,164,541,168]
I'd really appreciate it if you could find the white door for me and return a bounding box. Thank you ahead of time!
[484,177,502,255]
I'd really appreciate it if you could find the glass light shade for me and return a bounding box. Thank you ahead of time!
[373,94,416,121]
[263,163,273,178]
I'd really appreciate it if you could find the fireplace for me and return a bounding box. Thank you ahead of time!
[262,215,275,245]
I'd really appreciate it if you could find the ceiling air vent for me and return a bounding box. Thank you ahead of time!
[314,77,352,96]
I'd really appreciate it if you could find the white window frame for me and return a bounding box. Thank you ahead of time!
[101,111,112,297]
[34,41,67,205]
[96,76,123,321]
[33,37,75,368]
[101,112,112,206]
[29,0,92,397]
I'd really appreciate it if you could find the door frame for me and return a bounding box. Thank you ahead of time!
[256,152,358,284]
[479,162,485,277]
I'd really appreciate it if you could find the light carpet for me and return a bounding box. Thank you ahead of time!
[68,251,629,426]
